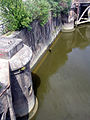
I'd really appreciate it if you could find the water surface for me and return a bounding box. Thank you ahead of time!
[32,24,90,120]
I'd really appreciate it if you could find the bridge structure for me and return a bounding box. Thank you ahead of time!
[68,0,90,25]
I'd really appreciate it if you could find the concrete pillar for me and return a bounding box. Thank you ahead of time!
[0,37,38,119]
[9,44,36,117]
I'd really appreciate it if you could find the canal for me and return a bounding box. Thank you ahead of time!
[22,23,90,120]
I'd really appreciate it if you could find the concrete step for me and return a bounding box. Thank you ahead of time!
[0,37,23,59]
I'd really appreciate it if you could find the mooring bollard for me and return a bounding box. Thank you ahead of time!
[0,37,38,119]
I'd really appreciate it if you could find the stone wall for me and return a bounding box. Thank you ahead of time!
[1,12,67,68]
[15,13,62,68]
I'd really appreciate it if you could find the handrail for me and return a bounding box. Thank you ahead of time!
[74,2,90,3]
[78,5,90,22]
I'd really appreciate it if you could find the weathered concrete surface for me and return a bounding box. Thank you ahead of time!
[0,59,9,86]
[0,60,16,120]
[0,60,9,118]
[0,12,66,69]
[9,44,32,71]
[0,37,23,59]
[9,43,35,117]
[0,37,36,119]
[0,92,9,120]
[62,22,75,32]
[10,62,35,117]
[13,14,61,68]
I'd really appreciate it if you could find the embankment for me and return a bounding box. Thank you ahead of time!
[2,12,68,68]
[15,13,68,68]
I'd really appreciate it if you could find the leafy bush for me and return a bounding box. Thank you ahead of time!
[48,0,71,16]
[0,0,71,32]
[61,0,71,14]
[37,0,50,26]
[24,0,50,26]
[0,0,32,31]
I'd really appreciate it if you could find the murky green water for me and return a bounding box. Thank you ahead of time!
[31,24,90,120]
[20,24,90,120]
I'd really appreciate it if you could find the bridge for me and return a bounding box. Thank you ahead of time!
[69,0,90,25]
[72,0,90,3]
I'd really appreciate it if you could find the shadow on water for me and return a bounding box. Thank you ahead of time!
[17,72,41,120]
[31,72,41,96]
[32,23,90,100]
[31,24,90,120]
[35,23,90,81]
[20,23,90,120]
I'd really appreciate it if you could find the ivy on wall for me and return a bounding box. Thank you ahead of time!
[0,0,71,32]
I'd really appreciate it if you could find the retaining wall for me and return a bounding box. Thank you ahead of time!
[14,13,62,68]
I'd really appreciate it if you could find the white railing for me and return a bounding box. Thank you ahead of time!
[75,5,90,25]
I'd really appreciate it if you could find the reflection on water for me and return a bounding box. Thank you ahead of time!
[20,24,90,120]
[31,24,90,120]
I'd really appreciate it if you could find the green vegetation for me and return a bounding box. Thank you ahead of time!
[0,0,71,32]
[0,85,2,89]
[0,0,32,31]
[24,0,50,26]
[48,0,71,17]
